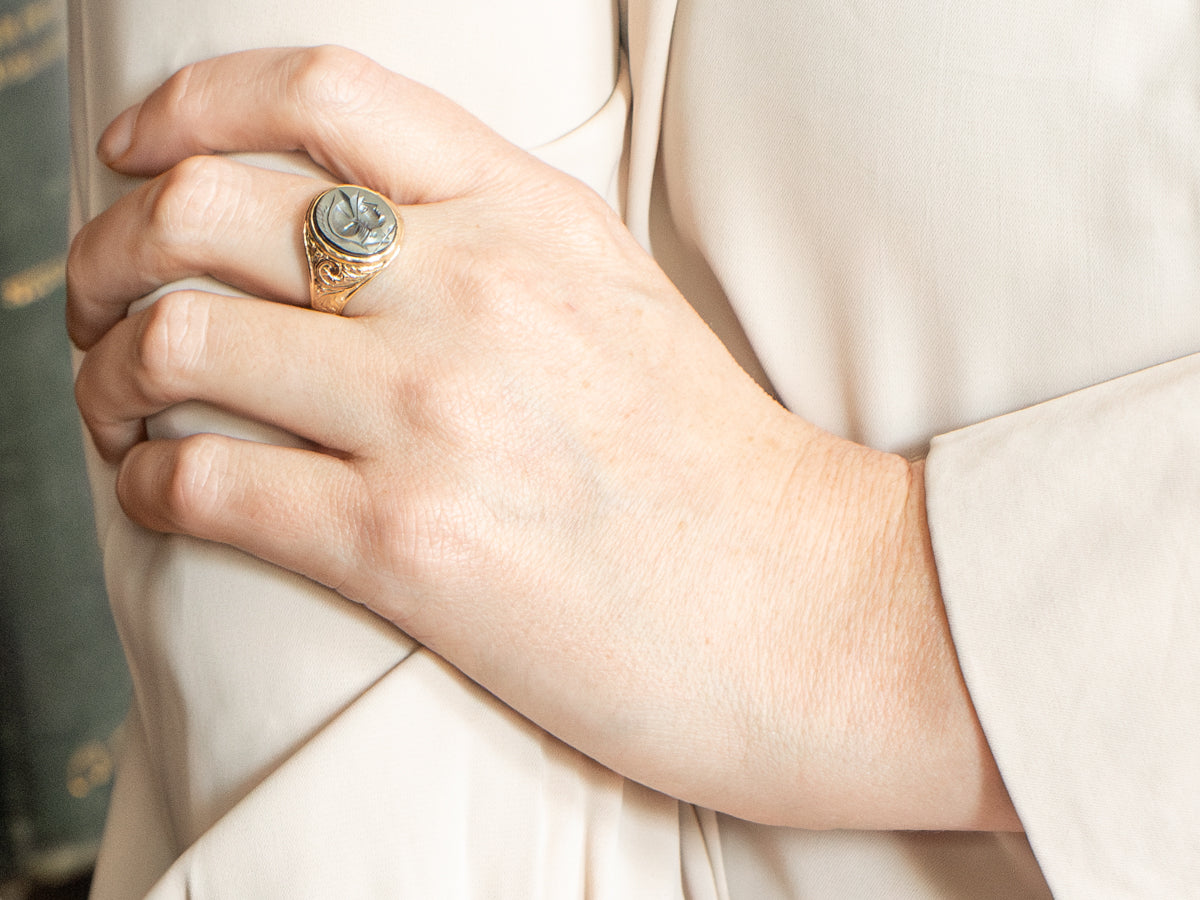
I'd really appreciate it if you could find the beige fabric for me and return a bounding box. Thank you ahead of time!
[72,2,722,898]
[651,1,1200,895]
[71,0,1197,895]
[928,358,1200,896]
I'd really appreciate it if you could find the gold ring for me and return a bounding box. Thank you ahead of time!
[303,185,403,315]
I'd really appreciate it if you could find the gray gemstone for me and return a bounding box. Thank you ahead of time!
[313,186,398,257]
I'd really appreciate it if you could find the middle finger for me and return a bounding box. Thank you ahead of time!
[68,156,328,349]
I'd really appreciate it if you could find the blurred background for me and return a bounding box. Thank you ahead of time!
[1,0,131,896]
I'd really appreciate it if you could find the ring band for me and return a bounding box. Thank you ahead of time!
[303,185,403,315]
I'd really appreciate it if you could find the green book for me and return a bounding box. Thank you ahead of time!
[0,0,130,883]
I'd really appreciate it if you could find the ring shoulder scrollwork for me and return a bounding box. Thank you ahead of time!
[303,185,403,315]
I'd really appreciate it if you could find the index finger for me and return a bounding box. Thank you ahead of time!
[98,46,530,204]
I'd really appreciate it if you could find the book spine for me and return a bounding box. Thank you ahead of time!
[0,0,130,883]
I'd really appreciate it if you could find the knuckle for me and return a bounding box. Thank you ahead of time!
[159,63,203,123]
[387,359,485,451]
[136,290,210,393]
[444,191,622,324]
[160,434,227,529]
[533,183,619,257]
[285,45,380,117]
[448,237,536,321]
[363,480,476,603]
[146,154,229,246]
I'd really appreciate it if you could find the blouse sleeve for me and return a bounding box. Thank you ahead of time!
[927,353,1200,897]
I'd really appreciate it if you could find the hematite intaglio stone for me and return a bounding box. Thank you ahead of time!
[312,186,399,257]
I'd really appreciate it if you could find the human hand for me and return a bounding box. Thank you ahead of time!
[69,46,1016,831]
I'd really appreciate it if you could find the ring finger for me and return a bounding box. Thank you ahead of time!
[75,289,391,462]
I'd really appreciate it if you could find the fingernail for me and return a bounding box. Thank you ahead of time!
[116,441,166,529]
[97,104,139,165]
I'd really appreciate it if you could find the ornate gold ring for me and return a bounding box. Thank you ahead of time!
[303,185,403,315]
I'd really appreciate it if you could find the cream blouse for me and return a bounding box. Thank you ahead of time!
[642,0,1200,895]
[73,0,1198,895]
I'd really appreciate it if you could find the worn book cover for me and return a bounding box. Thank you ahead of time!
[0,0,130,883]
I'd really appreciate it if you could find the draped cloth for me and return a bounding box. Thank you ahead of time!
[72,0,1198,896]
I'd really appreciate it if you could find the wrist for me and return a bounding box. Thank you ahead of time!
[868,455,1021,831]
[756,436,1020,830]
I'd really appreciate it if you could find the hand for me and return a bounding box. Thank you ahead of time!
[69,46,1017,831]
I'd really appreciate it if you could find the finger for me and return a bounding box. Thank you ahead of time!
[67,158,326,349]
[76,290,384,461]
[97,46,526,204]
[117,433,364,595]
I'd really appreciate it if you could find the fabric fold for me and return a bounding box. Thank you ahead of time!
[141,651,709,899]
[928,353,1200,897]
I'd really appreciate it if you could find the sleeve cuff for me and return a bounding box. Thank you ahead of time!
[926,353,1200,897]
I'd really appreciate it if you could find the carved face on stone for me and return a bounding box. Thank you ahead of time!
[313,186,398,257]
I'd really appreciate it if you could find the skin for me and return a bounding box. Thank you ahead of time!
[69,46,1020,832]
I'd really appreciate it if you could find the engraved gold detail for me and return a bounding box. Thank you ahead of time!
[304,186,402,315]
